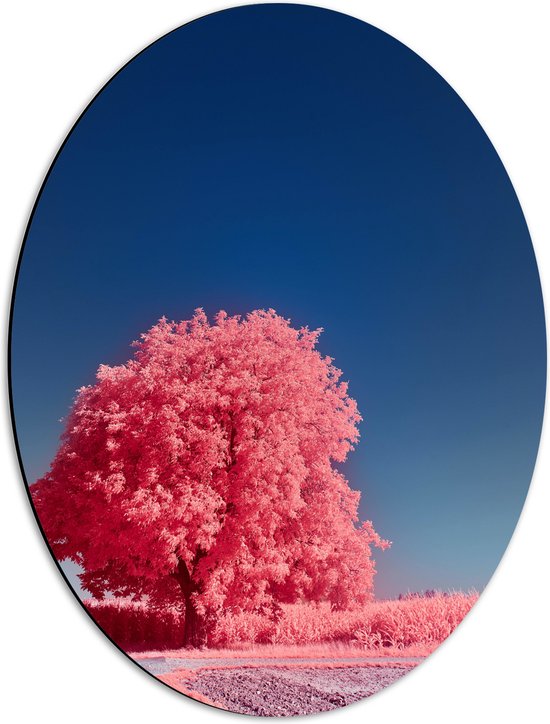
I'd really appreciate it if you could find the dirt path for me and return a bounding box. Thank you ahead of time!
[136,656,419,715]
[137,654,421,675]
[184,664,412,715]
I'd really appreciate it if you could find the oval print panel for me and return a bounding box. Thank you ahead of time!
[10,4,545,717]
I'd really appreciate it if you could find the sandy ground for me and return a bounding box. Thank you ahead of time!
[137,655,419,715]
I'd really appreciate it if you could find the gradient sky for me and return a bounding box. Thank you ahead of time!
[11,4,545,600]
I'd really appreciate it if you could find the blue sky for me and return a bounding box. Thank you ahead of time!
[11,4,545,599]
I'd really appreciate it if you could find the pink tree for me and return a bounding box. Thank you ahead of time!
[32,309,389,647]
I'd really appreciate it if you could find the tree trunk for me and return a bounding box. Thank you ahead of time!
[173,556,208,648]
[182,591,207,648]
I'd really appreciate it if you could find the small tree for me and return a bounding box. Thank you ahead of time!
[32,309,389,647]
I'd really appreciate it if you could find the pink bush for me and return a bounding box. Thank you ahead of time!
[85,592,477,652]
[84,598,184,651]
[209,593,477,648]
[353,593,478,649]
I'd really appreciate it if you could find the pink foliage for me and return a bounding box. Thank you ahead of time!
[88,593,477,653]
[211,594,477,649]
[352,593,478,650]
[84,598,184,651]
[32,309,388,645]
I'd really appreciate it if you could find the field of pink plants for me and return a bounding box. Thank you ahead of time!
[85,591,477,655]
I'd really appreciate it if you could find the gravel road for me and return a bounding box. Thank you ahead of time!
[137,657,416,716]
[185,664,411,715]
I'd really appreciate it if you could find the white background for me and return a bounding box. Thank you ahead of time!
[1,2,548,722]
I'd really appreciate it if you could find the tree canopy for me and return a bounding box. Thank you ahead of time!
[32,309,388,646]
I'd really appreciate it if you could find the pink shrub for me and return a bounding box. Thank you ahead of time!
[353,593,478,649]
[84,598,184,651]
[270,603,362,645]
[206,593,477,648]
[85,591,477,652]
[209,609,276,647]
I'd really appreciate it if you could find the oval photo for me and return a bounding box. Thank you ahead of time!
[10,4,545,716]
